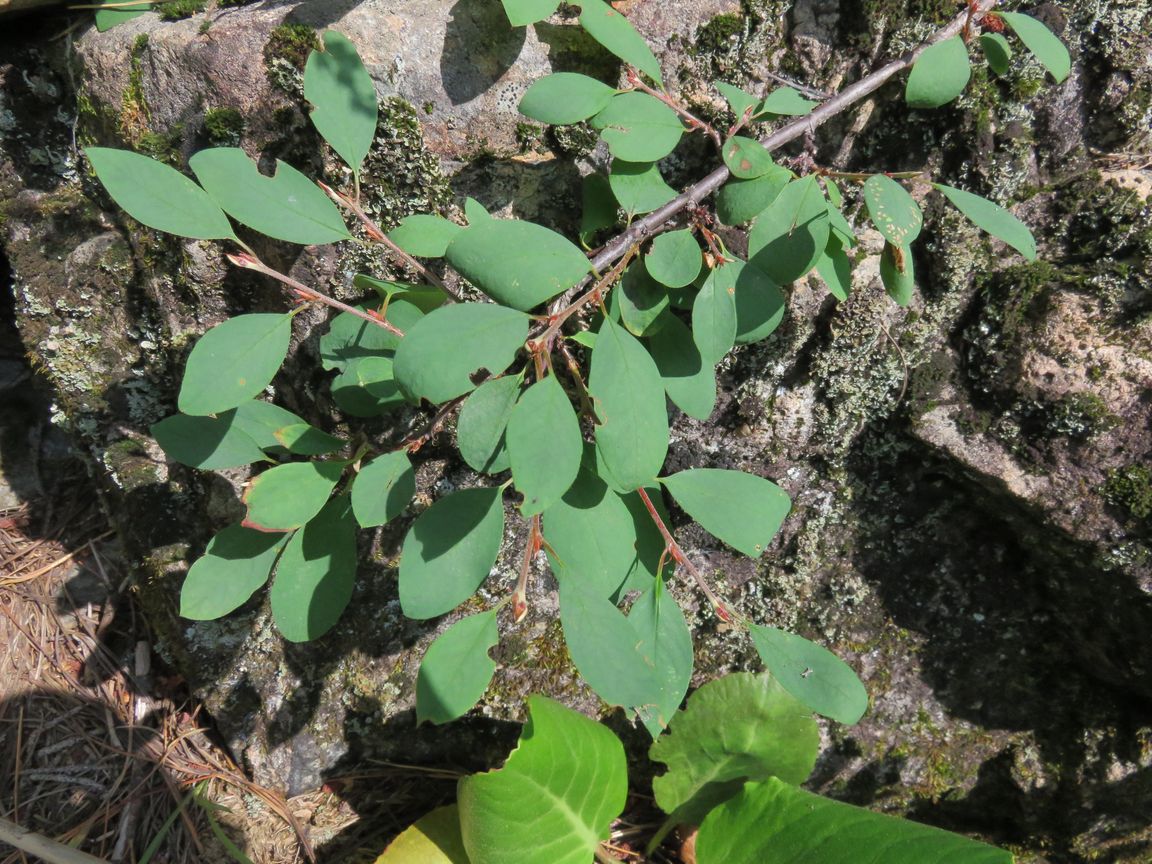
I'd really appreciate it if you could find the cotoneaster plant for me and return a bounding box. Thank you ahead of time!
[85,2,1069,737]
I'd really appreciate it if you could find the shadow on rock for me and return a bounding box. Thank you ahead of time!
[440,0,526,105]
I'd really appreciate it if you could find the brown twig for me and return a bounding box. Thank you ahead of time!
[511,515,542,623]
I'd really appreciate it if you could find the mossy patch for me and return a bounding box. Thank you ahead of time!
[264,23,319,94]
[1104,465,1152,524]
[202,106,245,146]
[156,0,206,21]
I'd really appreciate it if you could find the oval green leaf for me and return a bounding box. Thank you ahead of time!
[304,31,378,178]
[457,374,523,474]
[446,220,591,311]
[189,148,351,245]
[748,624,868,724]
[646,313,716,420]
[692,264,738,363]
[501,0,558,25]
[590,92,683,162]
[589,317,669,491]
[757,86,818,116]
[905,36,971,108]
[608,160,678,216]
[815,236,853,301]
[713,81,759,119]
[181,524,289,620]
[880,240,916,306]
[578,0,663,85]
[319,300,422,371]
[619,258,670,337]
[933,182,1037,260]
[581,173,619,243]
[980,32,1013,76]
[660,468,790,558]
[232,400,307,449]
[507,375,583,516]
[458,696,627,864]
[416,609,500,725]
[650,673,819,828]
[747,176,829,284]
[152,411,265,470]
[178,313,293,416]
[272,423,343,456]
[715,166,792,225]
[270,495,358,642]
[351,450,415,528]
[629,580,693,736]
[86,147,234,241]
[519,72,617,124]
[242,460,344,532]
[696,778,1012,864]
[331,355,408,417]
[733,259,786,344]
[646,229,701,289]
[387,214,463,258]
[393,303,529,404]
[722,136,777,180]
[997,11,1070,83]
[399,487,505,620]
[863,174,923,246]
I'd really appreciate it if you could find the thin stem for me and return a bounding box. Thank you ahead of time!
[532,245,639,348]
[763,70,833,100]
[400,394,467,453]
[626,70,723,151]
[318,182,462,302]
[555,339,600,424]
[817,169,923,181]
[226,253,405,337]
[512,515,542,623]
[635,487,732,622]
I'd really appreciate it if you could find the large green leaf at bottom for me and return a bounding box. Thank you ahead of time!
[660,468,791,557]
[374,805,469,864]
[416,609,500,724]
[399,487,505,620]
[178,313,293,416]
[749,624,868,724]
[696,778,1013,864]
[649,673,818,828]
[180,525,289,620]
[269,496,358,641]
[458,696,627,864]
[588,317,668,491]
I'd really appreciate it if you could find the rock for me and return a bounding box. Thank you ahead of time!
[2,0,1152,859]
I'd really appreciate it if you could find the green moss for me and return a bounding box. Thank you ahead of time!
[1104,465,1152,522]
[264,23,319,74]
[156,0,206,21]
[515,121,544,153]
[203,106,245,146]
[691,13,744,56]
[548,122,600,158]
[1040,392,1119,440]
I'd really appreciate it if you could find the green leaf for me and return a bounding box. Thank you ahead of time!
[589,317,669,491]
[85,147,234,240]
[446,220,591,311]
[374,805,469,864]
[387,214,462,258]
[732,259,786,345]
[715,167,792,225]
[94,1,149,32]
[578,0,663,85]
[242,461,344,532]
[178,313,293,416]
[331,356,408,417]
[458,696,627,864]
[713,81,759,119]
[646,230,701,289]
[399,487,505,620]
[660,468,790,557]
[500,0,558,25]
[757,86,818,116]
[507,375,583,516]
[580,174,619,243]
[998,11,1070,83]
[232,400,307,449]
[692,264,738,363]
[824,177,843,207]
[880,241,916,306]
[393,303,529,404]
[933,182,1037,260]
[980,32,1013,76]
[542,446,637,598]
[826,202,857,247]
[749,624,868,724]
[608,160,678,216]
[629,580,693,736]
[905,36,971,108]
[272,424,343,455]
[650,673,819,828]
[464,197,492,224]
[722,136,777,180]
[188,148,350,245]
[569,330,597,350]
[620,485,674,591]
[351,450,415,528]
[270,495,358,642]
[152,412,264,470]
[181,525,288,620]
[519,72,617,124]
[319,300,422,371]
[304,31,378,178]
[457,375,522,474]
[619,259,670,337]
[747,176,829,284]
[416,610,499,724]
[815,236,852,301]
[590,93,683,162]
[646,313,716,420]
[863,174,923,246]
[696,778,1012,864]
[558,577,664,708]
